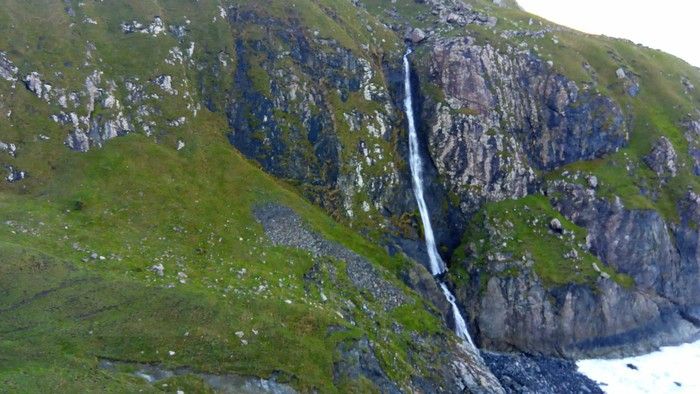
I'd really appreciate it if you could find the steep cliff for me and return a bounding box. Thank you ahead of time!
[395,0,700,358]
[0,0,504,392]
[0,0,699,392]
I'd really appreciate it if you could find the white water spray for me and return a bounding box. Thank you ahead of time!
[440,282,475,347]
[403,49,475,348]
[403,49,446,276]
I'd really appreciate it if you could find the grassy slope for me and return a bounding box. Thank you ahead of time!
[0,1,446,392]
[0,0,699,389]
[0,110,446,392]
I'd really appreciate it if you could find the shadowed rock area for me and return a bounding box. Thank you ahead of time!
[482,352,603,394]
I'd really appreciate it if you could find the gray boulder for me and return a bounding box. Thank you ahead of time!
[0,52,18,81]
[405,28,427,44]
[643,136,678,178]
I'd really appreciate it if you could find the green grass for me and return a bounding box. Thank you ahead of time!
[0,104,450,391]
[451,195,634,289]
[0,2,449,383]
[0,0,698,390]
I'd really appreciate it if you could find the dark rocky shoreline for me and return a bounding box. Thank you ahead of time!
[482,351,604,394]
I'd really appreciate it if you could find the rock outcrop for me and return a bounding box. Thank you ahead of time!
[405,28,427,44]
[643,136,678,179]
[448,173,699,358]
[418,37,627,213]
[550,182,699,307]
[121,16,166,36]
[0,52,18,82]
[224,11,413,229]
[683,116,700,175]
[465,267,696,358]
[428,37,627,171]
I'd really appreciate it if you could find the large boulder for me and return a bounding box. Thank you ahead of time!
[643,136,678,179]
[405,27,427,44]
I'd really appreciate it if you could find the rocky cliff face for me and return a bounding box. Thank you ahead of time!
[550,182,699,307]
[394,6,700,359]
[223,10,415,227]
[1,0,700,391]
[418,37,627,213]
[450,177,700,358]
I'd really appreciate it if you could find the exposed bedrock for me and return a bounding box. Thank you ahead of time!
[416,37,627,213]
[453,181,700,358]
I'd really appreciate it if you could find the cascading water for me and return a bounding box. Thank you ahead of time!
[403,49,446,276]
[403,49,475,348]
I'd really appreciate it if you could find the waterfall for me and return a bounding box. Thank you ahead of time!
[403,49,476,348]
[403,48,446,276]
[440,282,475,347]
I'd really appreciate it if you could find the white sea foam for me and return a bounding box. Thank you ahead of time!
[577,340,700,393]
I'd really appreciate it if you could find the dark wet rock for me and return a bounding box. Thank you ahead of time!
[224,12,410,228]
[626,363,638,370]
[483,352,603,394]
[643,136,678,179]
[401,262,451,320]
[334,337,402,394]
[672,192,700,306]
[226,36,340,193]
